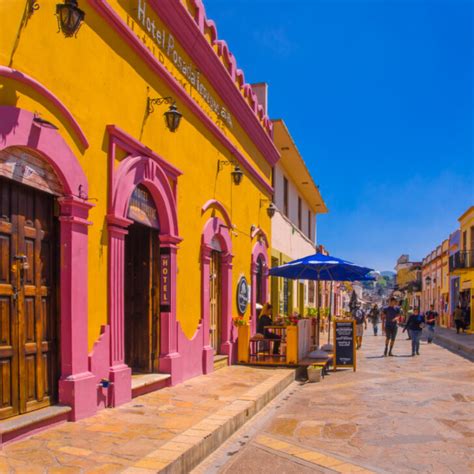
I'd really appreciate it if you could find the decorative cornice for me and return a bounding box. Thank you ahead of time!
[0,66,89,149]
[87,0,275,195]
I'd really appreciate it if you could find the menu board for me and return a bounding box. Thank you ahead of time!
[333,320,356,371]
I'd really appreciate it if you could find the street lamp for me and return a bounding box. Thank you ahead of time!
[259,199,276,218]
[147,97,182,132]
[425,276,432,285]
[217,161,244,186]
[56,0,85,37]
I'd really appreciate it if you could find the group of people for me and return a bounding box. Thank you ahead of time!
[352,297,440,357]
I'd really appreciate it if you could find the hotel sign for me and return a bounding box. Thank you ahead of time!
[160,253,171,307]
[135,0,233,128]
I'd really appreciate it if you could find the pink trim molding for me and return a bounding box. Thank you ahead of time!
[0,106,95,421]
[250,238,269,335]
[201,216,234,372]
[0,67,89,149]
[201,199,232,229]
[87,0,275,196]
[106,128,182,405]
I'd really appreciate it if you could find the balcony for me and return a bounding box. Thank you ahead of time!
[449,251,474,272]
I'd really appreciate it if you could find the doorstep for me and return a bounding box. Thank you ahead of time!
[213,354,229,371]
[131,373,172,398]
[0,405,71,447]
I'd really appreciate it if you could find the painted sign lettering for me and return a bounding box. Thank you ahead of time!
[128,185,159,229]
[160,254,171,306]
[135,0,233,128]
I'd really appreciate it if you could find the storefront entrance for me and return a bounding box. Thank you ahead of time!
[209,250,222,353]
[124,186,160,374]
[0,177,58,420]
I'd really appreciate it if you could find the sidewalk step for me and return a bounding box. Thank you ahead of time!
[213,355,229,371]
[124,369,295,473]
[0,405,71,446]
[131,373,171,398]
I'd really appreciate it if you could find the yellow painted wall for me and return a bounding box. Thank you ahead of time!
[0,0,272,346]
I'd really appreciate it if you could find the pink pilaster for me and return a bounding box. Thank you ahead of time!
[57,197,97,421]
[220,252,234,361]
[159,236,182,383]
[201,244,214,374]
[107,215,133,407]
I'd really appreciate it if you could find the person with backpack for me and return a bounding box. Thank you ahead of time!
[424,304,438,344]
[368,304,380,336]
[403,307,425,356]
[353,305,367,349]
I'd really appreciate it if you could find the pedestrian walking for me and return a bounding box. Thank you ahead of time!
[382,297,401,356]
[353,305,367,349]
[454,304,465,334]
[403,307,425,356]
[425,304,438,343]
[405,307,414,340]
[368,304,380,336]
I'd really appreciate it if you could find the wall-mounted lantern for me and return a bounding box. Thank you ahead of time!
[56,0,85,37]
[147,97,182,132]
[217,160,244,186]
[425,276,432,285]
[260,198,276,218]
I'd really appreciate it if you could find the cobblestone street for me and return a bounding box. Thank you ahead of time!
[196,331,474,474]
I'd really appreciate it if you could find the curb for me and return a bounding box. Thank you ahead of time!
[124,370,295,473]
[434,333,474,360]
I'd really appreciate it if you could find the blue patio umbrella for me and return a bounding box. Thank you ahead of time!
[269,253,374,346]
[269,253,374,281]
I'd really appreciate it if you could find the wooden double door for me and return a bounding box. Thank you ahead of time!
[124,223,160,373]
[0,178,58,420]
[209,250,222,354]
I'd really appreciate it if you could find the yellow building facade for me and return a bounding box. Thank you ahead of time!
[451,206,474,332]
[0,0,277,430]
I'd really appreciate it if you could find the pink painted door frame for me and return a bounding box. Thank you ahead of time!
[106,132,182,406]
[0,106,96,421]
[201,216,234,372]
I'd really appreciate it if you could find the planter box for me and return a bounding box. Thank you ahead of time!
[237,325,250,363]
[307,367,322,383]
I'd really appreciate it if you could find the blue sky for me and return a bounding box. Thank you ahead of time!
[204,0,473,271]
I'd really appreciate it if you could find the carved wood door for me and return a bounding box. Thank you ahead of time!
[125,223,151,373]
[209,251,221,354]
[0,178,58,420]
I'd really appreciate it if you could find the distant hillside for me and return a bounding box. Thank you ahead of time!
[381,271,396,277]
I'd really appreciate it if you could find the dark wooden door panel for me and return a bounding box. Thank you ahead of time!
[0,177,57,419]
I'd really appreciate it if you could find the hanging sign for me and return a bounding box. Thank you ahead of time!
[160,253,171,307]
[333,319,356,371]
[128,186,159,229]
[236,276,249,315]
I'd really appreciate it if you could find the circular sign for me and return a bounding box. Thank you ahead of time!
[236,276,250,315]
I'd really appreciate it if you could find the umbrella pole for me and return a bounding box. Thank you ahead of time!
[316,275,321,348]
[328,281,333,344]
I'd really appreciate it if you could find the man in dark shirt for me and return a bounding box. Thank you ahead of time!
[256,303,281,355]
[424,304,438,344]
[403,308,425,356]
[382,297,401,356]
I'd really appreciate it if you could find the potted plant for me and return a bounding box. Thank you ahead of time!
[307,363,324,383]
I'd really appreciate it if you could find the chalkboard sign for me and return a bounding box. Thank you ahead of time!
[333,320,356,371]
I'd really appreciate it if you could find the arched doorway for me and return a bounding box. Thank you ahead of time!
[0,147,61,419]
[251,234,269,334]
[124,185,160,373]
[255,255,266,308]
[0,106,94,422]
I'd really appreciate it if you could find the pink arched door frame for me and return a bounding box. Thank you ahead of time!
[250,234,270,335]
[201,216,233,372]
[107,153,181,406]
[0,106,95,421]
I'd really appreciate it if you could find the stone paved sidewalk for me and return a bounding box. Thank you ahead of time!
[196,331,474,474]
[0,366,293,473]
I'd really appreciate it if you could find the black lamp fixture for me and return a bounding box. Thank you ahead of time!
[425,276,432,285]
[260,198,276,218]
[147,97,182,132]
[56,0,85,37]
[217,160,244,186]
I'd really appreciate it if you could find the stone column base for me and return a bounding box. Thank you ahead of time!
[202,346,214,374]
[109,364,132,407]
[58,371,97,421]
[159,352,182,385]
